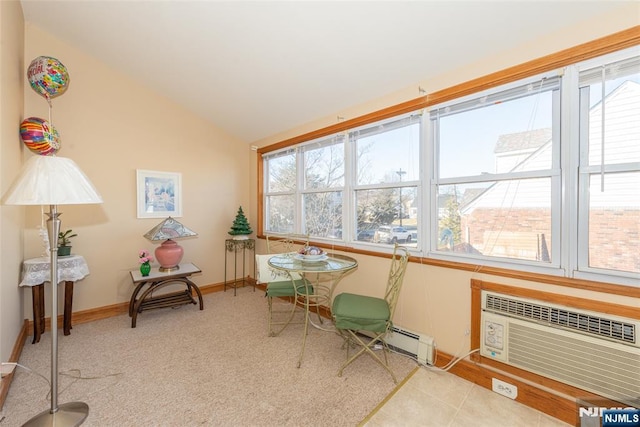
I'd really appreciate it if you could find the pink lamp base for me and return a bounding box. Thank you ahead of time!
[155,239,183,272]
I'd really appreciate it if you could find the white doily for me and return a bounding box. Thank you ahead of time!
[20,255,90,287]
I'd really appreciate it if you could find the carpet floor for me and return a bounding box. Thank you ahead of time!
[3,286,416,426]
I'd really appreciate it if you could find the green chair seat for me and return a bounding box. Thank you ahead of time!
[332,293,389,333]
[266,279,313,297]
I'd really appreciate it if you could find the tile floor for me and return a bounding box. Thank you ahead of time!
[362,367,572,427]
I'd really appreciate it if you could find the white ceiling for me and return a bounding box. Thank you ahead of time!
[20,1,630,143]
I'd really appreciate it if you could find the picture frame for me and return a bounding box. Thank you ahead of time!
[136,169,182,218]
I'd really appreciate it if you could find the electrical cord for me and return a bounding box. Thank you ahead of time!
[1,362,49,386]
[2,362,123,402]
[382,345,481,373]
[57,369,123,399]
[425,348,480,372]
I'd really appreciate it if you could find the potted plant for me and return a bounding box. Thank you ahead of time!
[57,229,77,256]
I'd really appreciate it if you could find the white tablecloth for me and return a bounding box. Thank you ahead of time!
[19,255,90,287]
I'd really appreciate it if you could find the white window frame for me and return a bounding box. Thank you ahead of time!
[260,47,639,287]
[572,47,640,286]
[426,72,564,277]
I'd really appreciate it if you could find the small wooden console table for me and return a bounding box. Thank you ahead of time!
[20,255,90,344]
[128,262,203,328]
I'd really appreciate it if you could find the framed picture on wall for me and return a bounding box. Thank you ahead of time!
[136,169,182,218]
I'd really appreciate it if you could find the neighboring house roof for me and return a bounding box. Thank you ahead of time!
[494,128,551,154]
[460,80,640,214]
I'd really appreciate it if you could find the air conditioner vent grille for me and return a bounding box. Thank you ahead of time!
[486,294,635,345]
[508,322,640,401]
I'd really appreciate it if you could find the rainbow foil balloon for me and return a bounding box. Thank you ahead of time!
[20,117,61,156]
[27,56,70,100]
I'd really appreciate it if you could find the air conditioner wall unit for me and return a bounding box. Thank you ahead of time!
[480,290,640,406]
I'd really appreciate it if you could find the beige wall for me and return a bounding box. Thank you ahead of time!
[19,24,252,317]
[250,4,640,355]
[0,0,26,363]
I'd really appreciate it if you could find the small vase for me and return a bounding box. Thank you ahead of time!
[140,262,151,277]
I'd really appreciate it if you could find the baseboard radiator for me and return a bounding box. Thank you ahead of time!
[480,290,640,406]
[362,326,435,365]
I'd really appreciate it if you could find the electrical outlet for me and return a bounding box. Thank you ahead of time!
[492,378,518,399]
[464,328,470,336]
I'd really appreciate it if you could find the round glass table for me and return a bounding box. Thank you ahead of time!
[267,252,358,367]
[268,253,358,302]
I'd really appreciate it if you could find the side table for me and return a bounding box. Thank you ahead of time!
[224,238,256,296]
[20,255,90,344]
[128,262,203,327]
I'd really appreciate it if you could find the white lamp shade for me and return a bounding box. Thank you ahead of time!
[2,155,102,205]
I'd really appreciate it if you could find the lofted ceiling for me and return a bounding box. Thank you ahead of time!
[20,1,632,143]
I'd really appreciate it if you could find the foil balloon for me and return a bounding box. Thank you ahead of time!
[19,117,61,156]
[27,56,70,100]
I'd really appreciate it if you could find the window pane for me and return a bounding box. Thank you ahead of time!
[266,195,295,233]
[304,140,344,189]
[303,192,342,239]
[582,61,640,166]
[356,187,418,245]
[441,179,552,262]
[580,54,640,279]
[267,152,296,192]
[588,172,640,274]
[355,120,420,185]
[438,90,554,179]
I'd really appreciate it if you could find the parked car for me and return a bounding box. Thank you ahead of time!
[373,226,412,244]
[357,229,376,241]
[405,226,418,241]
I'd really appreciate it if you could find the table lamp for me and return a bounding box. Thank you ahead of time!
[143,217,197,272]
[2,155,102,426]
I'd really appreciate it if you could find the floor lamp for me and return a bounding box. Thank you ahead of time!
[3,155,102,426]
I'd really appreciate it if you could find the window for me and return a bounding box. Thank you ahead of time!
[430,76,560,265]
[352,114,421,246]
[264,149,296,233]
[260,42,639,286]
[302,134,345,238]
[577,53,640,279]
[263,114,421,246]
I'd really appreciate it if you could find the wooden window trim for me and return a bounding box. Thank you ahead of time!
[257,26,640,297]
[258,26,640,157]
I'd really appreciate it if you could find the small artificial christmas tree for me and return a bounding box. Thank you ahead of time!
[228,206,253,239]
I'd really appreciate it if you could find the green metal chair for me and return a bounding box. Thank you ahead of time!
[332,245,409,383]
[256,235,310,337]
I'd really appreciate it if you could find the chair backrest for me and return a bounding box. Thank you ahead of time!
[266,233,309,254]
[257,234,309,284]
[255,254,292,284]
[384,245,410,321]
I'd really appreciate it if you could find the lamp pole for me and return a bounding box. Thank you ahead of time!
[396,168,406,227]
[3,156,103,427]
